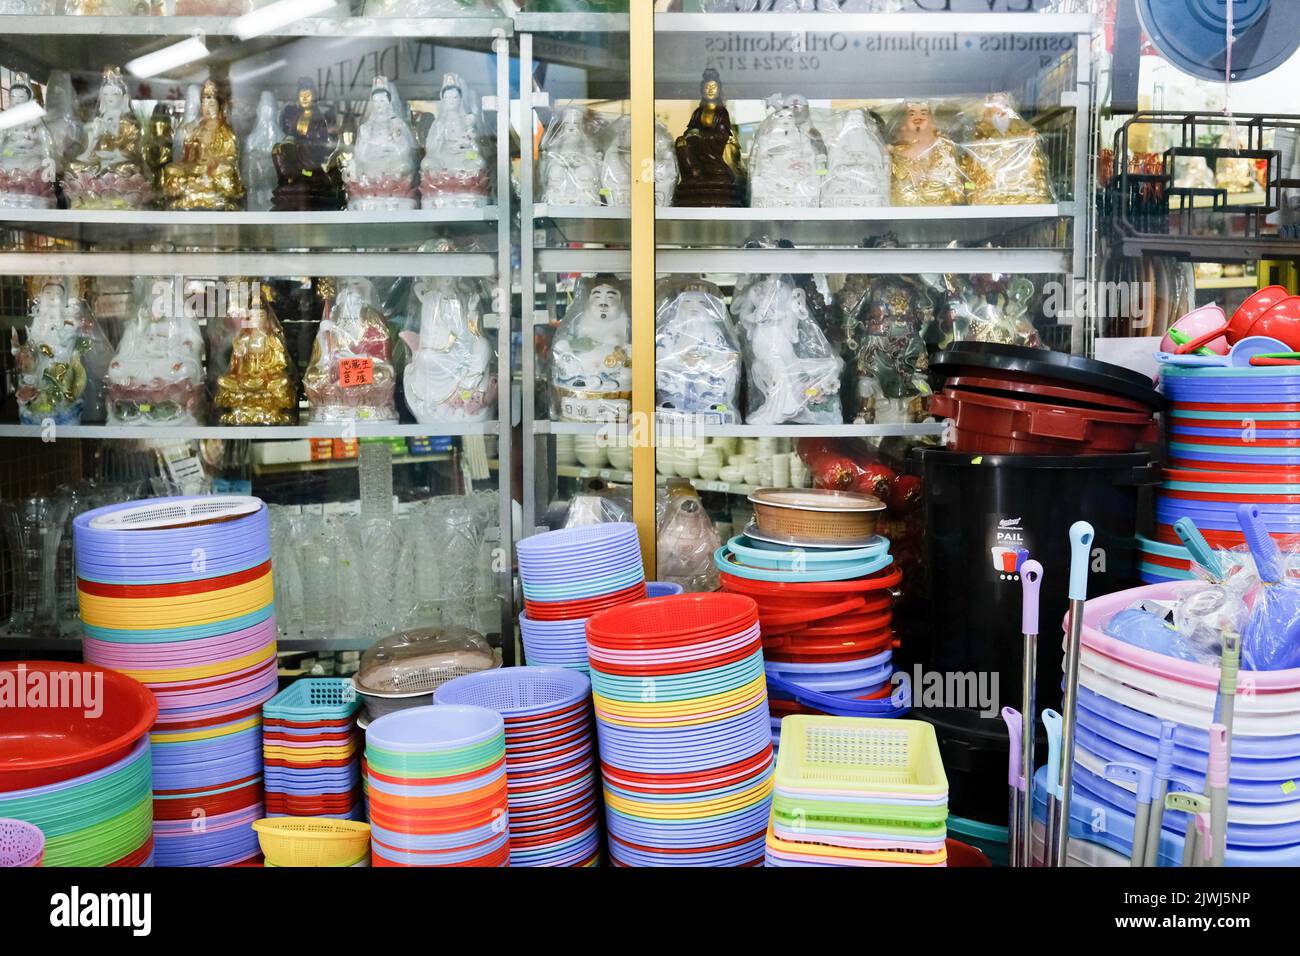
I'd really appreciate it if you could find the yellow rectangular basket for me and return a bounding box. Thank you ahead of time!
[774,716,949,799]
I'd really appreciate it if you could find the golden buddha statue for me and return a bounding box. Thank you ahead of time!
[63,66,153,209]
[213,282,298,426]
[889,100,967,207]
[160,81,244,211]
[961,93,1053,206]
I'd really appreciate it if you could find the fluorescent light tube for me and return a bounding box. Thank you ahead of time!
[0,101,45,131]
[125,37,210,79]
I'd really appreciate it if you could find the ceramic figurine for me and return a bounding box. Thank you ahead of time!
[303,277,397,422]
[655,278,742,424]
[63,67,153,210]
[272,77,345,212]
[42,71,83,169]
[749,94,825,208]
[10,278,92,425]
[399,275,497,424]
[732,273,842,425]
[420,74,491,209]
[838,274,933,424]
[242,92,279,213]
[654,120,678,207]
[173,85,201,164]
[961,93,1053,205]
[539,106,602,206]
[601,116,633,207]
[142,104,174,194]
[674,69,744,207]
[105,277,206,426]
[889,100,967,206]
[551,274,632,423]
[0,76,58,209]
[821,108,890,208]
[161,80,244,211]
[211,284,297,426]
[345,77,419,211]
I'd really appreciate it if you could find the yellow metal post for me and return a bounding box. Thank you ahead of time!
[631,1,657,574]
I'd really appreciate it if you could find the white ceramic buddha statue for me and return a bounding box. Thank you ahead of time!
[243,91,280,213]
[63,67,153,209]
[821,107,890,208]
[0,76,58,209]
[539,107,602,206]
[11,278,90,425]
[749,94,825,208]
[601,116,633,207]
[420,73,491,209]
[105,277,206,426]
[551,275,632,423]
[654,120,679,207]
[346,76,419,211]
[399,276,497,423]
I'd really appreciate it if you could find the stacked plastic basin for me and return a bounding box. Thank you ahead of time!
[517,522,647,673]
[435,667,601,866]
[1035,581,1300,865]
[75,496,279,866]
[263,679,362,821]
[765,716,950,867]
[715,535,908,743]
[364,705,511,866]
[0,661,156,866]
[586,593,775,866]
[1157,364,1300,555]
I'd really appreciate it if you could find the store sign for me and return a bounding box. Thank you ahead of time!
[987,514,1031,584]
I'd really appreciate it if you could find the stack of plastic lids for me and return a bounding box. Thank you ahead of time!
[263,679,362,821]
[364,705,510,866]
[765,716,949,867]
[75,496,279,866]
[586,593,774,866]
[435,667,600,866]
[517,523,647,673]
[0,819,45,867]
[716,535,908,741]
[0,662,157,867]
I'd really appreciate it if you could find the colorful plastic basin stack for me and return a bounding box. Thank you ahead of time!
[435,667,600,866]
[716,535,908,740]
[586,593,775,866]
[0,661,156,867]
[75,496,279,866]
[364,705,511,867]
[517,522,647,673]
[1137,534,1194,584]
[263,679,363,821]
[765,716,950,867]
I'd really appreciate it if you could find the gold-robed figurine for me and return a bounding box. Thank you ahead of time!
[160,80,244,211]
[212,282,298,425]
[143,103,174,193]
[889,100,967,207]
[63,66,153,209]
[961,92,1053,206]
[673,68,744,208]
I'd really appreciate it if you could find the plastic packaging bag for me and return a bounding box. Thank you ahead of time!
[398,274,497,424]
[105,276,205,426]
[748,94,825,208]
[539,106,603,206]
[957,92,1055,206]
[657,479,721,593]
[654,120,679,207]
[945,274,1043,348]
[888,100,969,206]
[303,276,398,422]
[420,72,492,209]
[731,272,842,424]
[600,114,633,207]
[820,107,890,208]
[564,484,633,528]
[836,273,933,423]
[551,274,632,422]
[655,276,743,426]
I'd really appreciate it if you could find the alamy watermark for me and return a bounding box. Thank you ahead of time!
[0,663,102,719]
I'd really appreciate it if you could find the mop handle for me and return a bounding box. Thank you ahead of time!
[1195,813,1214,866]
[1144,720,1178,867]
[1166,790,1211,867]
[1217,632,1241,738]
[1043,709,1063,799]
[1237,504,1283,584]
[1068,521,1093,604]
[1055,521,1094,868]
[1173,517,1224,582]
[1208,723,1229,867]
[1019,559,1042,869]
[1104,762,1153,867]
[1002,707,1025,791]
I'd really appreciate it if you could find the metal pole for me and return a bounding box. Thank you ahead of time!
[1019,560,1042,868]
[1054,521,1094,867]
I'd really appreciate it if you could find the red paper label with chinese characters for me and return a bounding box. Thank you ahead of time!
[339,357,374,388]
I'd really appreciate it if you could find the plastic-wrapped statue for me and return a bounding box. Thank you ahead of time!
[142,104,174,193]
[654,121,678,207]
[821,108,890,208]
[674,69,744,207]
[655,277,742,425]
[838,274,934,424]
[749,94,825,208]
[105,277,206,426]
[62,67,153,210]
[272,77,345,211]
[0,76,58,209]
[345,77,419,211]
[732,273,842,425]
[601,115,633,207]
[420,73,491,209]
[303,277,397,422]
[657,480,721,594]
[243,92,279,213]
[551,274,632,423]
[212,284,298,426]
[539,107,602,206]
[173,85,201,164]
[889,100,967,206]
[960,93,1053,205]
[945,274,1042,349]
[10,279,92,425]
[161,80,244,211]
[42,72,83,168]
[398,275,497,424]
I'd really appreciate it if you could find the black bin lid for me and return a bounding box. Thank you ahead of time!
[930,343,1163,410]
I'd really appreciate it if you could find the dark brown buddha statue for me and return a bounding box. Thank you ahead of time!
[673,68,744,208]
[271,77,345,212]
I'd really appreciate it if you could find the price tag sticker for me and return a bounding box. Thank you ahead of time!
[339,357,374,388]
